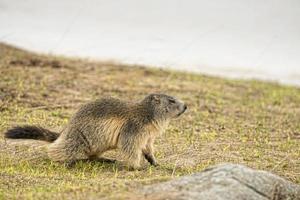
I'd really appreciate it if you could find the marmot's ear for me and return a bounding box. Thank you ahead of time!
[152,94,160,103]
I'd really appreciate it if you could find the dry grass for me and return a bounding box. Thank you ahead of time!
[0,43,299,199]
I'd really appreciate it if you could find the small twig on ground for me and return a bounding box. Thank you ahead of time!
[172,160,178,177]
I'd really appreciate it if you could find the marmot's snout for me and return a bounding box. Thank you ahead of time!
[176,102,187,117]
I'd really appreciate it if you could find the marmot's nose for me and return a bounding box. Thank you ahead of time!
[183,104,187,111]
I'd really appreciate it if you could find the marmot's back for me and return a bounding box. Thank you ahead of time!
[72,97,130,120]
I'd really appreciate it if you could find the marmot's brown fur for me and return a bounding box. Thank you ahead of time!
[4,94,187,169]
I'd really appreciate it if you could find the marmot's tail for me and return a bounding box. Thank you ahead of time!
[4,125,59,142]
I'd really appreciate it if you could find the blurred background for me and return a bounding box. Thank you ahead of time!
[1,0,299,86]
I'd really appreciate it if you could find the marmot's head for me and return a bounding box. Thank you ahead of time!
[142,93,187,120]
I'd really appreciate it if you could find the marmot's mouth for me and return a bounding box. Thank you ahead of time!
[176,106,187,117]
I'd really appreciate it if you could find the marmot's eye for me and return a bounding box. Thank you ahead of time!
[168,99,176,104]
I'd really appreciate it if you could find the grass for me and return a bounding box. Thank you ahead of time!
[0,43,299,199]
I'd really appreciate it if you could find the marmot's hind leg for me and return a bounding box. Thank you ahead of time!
[48,140,89,168]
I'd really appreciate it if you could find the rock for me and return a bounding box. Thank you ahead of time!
[141,164,300,200]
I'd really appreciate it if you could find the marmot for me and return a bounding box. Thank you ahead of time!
[4,93,187,169]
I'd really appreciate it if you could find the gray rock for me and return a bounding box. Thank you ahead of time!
[141,164,300,200]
